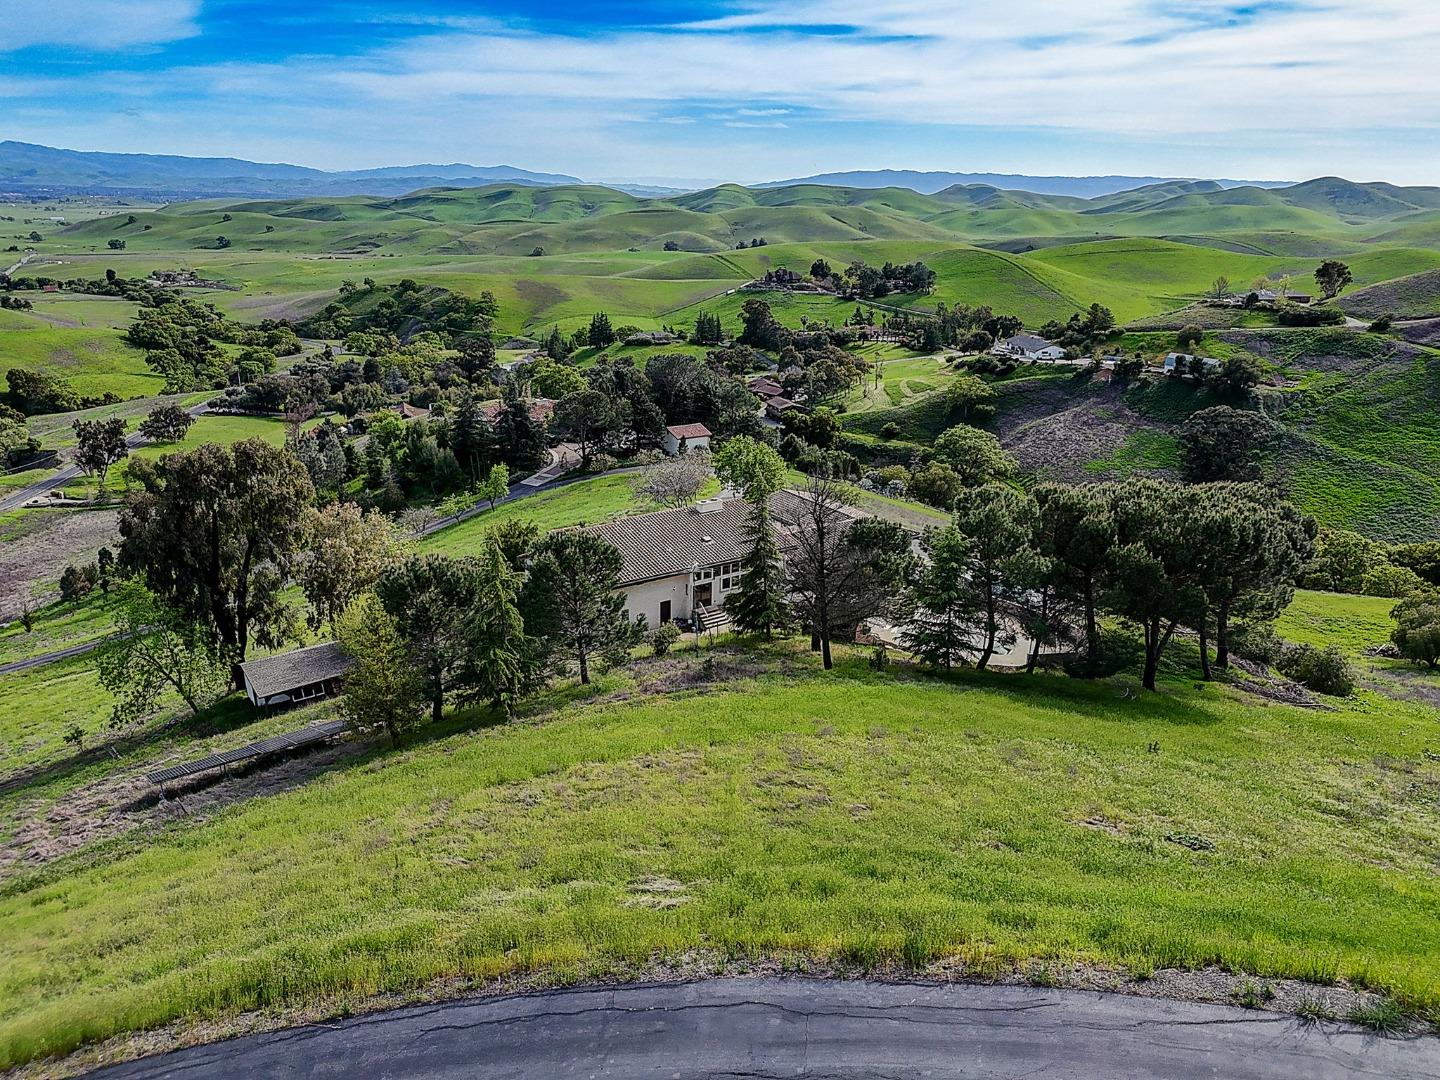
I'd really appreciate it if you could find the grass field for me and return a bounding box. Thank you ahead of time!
[1,637,1437,1069]
[420,473,668,557]
[1276,590,1397,656]
[0,310,161,400]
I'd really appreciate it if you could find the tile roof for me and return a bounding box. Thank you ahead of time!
[583,490,851,587]
[479,397,556,424]
[239,642,352,700]
[666,423,711,440]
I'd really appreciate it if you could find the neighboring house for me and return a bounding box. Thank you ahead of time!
[396,402,431,421]
[764,395,800,421]
[237,642,352,710]
[583,490,859,628]
[995,333,1066,361]
[747,376,784,398]
[1163,352,1222,377]
[662,423,711,455]
[478,397,556,425]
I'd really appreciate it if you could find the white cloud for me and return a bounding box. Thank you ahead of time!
[7,1,1440,181]
[0,0,200,52]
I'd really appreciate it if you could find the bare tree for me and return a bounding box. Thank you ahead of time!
[785,473,910,669]
[635,451,713,509]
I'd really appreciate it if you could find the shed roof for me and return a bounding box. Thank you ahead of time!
[238,642,352,700]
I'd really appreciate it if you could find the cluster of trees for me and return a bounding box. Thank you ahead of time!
[4,367,122,416]
[5,269,172,305]
[910,301,1023,354]
[1301,529,1440,599]
[127,298,298,392]
[300,280,498,345]
[816,260,936,299]
[905,479,1316,689]
[1037,304,1119,354]
[342,524,646,741]
[358,398,536,511]
[0,405,42,469]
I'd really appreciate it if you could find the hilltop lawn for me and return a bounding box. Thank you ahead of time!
[0,642,1437,1069]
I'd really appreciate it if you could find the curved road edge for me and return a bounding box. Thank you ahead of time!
[83,977,1440,1079]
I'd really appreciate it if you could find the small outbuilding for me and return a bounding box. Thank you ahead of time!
[662,423,711,455]
[996,333,1066,361]
[237,642,352,710]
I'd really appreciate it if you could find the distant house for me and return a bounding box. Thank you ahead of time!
[583,490,859,628]
[764,395,800,421]
[396,402,431,421]
[662,423,711,455]
[996,333,1066,361]
[747,376,784,399]
[1163,353,1222,377]
[478,397,556,425]
[237,642,352,710]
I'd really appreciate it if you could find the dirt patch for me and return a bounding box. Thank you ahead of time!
[0,508,119,620]
[1362,661,1440,710]
[1400,318,1440,348]
[0,734,376,878]
[1004,396,1170,483]
[1226,657,1327,709]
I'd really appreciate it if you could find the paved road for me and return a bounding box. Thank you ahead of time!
[84,978,1439,1079]
[0,401,211,514]
[0,638,110,677]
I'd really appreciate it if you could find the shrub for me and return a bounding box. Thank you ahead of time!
[650,623,681,657]
[1277,643,1355,696]
[1229,624,1281,665]
[1063,629,1140,680]
[879,422,901,440]
[59,562,99,603]
[585,453,619,474]
[1390,593,1440,670]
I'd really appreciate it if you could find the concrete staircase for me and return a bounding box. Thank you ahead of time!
[692,604,730,634]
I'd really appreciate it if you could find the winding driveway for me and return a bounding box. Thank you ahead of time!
[83,977,1440,1079]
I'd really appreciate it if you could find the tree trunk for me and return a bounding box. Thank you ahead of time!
[1142,618,1161,691]
[1198,617,1212,681]
[1083,582,1099,667]
[1215,599,1231,671]
[976,595,997,671]
[431,687,444,725]
[820,633,833,670]
[810,630,821,652]
[578,648,591,685]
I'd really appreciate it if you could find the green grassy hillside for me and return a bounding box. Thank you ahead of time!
[1,639,1437,1069]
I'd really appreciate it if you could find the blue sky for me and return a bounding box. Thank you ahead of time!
[3,1,1439,184]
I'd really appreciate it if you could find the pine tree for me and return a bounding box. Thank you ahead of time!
[727,501,789,637]
[902,526,979,669]
[467,539,527,716]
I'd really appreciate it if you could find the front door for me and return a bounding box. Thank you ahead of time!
[659,599,671,623]
[694,583,713,608]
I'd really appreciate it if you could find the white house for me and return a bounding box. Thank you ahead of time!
[1163,352,1222,377]
[662,422,711,456]
[996,333,1066,361]
[237,642,352,710]
[582,490,858,629]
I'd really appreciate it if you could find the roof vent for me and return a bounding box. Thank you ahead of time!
[701,536,714,544]
[693,498,726,514]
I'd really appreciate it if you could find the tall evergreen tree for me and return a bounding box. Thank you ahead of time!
[466,539,528,716]
[952,484,1040,670]
[903,526,978,669]
[714,437,790,637]
[522,532,639,684]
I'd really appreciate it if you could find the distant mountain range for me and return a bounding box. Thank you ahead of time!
[758,169,1292,198]
[0,141,583,199]
[0,141,1305,203]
